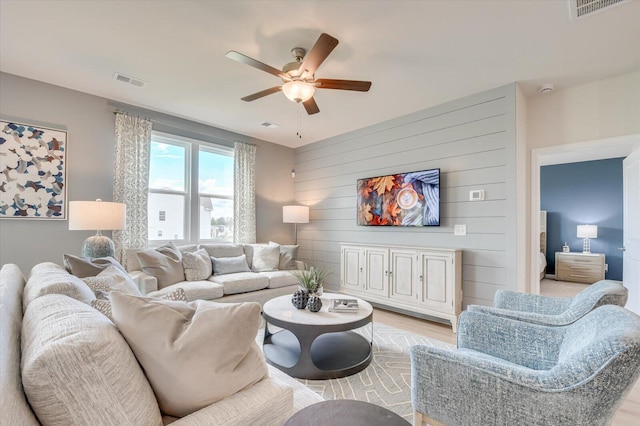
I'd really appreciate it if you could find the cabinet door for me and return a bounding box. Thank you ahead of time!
[419,252,453,313]
[365,248,389,297]
[390,249,419,304]
[341,246,364,292]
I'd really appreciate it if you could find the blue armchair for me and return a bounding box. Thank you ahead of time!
[411,305,640,426]
[467,279,627,326]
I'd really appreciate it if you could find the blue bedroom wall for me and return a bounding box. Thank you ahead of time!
[541,158,624,280]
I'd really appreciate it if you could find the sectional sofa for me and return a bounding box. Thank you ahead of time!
[124,242,303,306]
[0,262,323,425]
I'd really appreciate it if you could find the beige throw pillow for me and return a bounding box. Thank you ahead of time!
[269,241,299,270]
[82,265,142,296]
[136,242,185,289]
[22,295,163,425]
[91,288,187,321]
[182,248,213,281]
[251,245,280,272]
[111,293,268,418]
[23,262,96,310]
[63,254,126,278]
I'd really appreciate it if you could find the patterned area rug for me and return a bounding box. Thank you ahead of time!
[258,323,454,423]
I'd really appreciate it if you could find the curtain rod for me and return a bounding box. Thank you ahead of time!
[107,107,255,146]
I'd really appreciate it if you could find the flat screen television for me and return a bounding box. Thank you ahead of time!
[357,168,440,226]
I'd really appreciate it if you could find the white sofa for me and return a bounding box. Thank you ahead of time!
[0,263,322,425]
[126,243,303,306]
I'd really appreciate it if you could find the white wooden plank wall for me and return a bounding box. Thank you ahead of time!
[293,85,517,307]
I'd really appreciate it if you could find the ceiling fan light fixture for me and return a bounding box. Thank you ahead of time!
[282,81,315,103]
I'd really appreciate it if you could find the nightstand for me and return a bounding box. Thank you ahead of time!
[555,252,605,284]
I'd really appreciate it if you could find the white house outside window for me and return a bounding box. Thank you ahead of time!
[148,132,234,243]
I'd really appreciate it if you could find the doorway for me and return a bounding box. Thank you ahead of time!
[530,134,640,295]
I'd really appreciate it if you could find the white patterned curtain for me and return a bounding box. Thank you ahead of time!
[233,142,256,244]
[112,113,152,267]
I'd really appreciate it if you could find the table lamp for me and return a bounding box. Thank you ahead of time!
[69,199,126,258]
[577,224,597,253]
[283,205,309,245]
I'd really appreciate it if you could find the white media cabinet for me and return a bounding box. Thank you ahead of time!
[340,244,462,331]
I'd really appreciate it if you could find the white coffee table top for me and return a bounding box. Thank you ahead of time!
[263,292,372,326]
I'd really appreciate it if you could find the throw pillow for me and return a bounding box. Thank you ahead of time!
[23,262,96,310]
[22,295,163,425]
[251,245,280,272]
[91,298,113,320]
[110,293,268,418]
[91,288,187,321]
[269,241,299,270]
[63,254,126,278]
[211,254,251,276]
[136,242,185,289]
[182,248,213,281]
[81,265,142,297]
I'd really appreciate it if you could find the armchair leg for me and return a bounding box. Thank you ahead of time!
[414,410,447,426]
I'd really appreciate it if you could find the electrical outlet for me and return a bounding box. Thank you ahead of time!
[454,224,467,236]
[605,264,609,272]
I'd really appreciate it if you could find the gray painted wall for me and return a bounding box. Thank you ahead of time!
[0,72,295,273]
[293,84,518,307]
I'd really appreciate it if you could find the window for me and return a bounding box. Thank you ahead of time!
[148,132,234,243]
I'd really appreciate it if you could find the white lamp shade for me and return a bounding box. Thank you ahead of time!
[282,81,316,103]
[69,200,126,231]
[577,224,598,239]
[283,205,309,224]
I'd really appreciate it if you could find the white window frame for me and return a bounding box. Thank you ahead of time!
[148,131,233,245]
[198,144,234,242]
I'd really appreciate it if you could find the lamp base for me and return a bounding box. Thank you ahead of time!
[82,235,115,258]
[582,238,591,254]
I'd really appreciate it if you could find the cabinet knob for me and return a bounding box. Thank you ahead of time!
[360,267,363,272]
[420,275,423,281]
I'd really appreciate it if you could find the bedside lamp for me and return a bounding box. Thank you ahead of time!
[69,199,126,258]
[283,205,309,245]
[577,224,597,253]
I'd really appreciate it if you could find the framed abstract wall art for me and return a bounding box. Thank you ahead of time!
[357,168,440,226]
[0,120,67,219]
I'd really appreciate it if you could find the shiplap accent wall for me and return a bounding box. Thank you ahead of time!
[294,84,517,308]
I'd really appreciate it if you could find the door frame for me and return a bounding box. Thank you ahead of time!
[530,134,640,295]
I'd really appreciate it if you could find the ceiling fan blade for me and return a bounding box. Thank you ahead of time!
[315,79,372,92]
[303,97,320,115]
[299,33,339,76]
[226,51,285,78]
[241,86,282,102]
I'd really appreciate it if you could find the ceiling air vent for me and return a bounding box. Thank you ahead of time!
[113,72,146,88]
[569,0,630,20]
[261,122,279,129]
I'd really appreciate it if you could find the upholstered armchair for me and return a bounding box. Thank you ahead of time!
[411,305,640,426]
[467,279,627,326]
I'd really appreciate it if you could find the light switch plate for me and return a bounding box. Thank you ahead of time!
[454,224,467,236]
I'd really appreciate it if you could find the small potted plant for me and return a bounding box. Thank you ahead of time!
[291,263,331,296]
[290,264,332,312]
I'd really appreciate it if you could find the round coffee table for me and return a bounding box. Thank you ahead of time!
[284,400,410,426]
[262,292,373,380]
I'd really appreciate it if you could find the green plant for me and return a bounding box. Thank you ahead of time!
[291,263,332,293]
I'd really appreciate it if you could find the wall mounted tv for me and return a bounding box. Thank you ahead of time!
[357,168,440,226]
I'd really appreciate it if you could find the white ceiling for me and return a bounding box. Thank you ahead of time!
[1,0,639,148]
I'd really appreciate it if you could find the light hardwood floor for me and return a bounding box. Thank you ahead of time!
[373,279,640,425]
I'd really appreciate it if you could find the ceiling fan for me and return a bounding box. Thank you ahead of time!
[225,33,371,115]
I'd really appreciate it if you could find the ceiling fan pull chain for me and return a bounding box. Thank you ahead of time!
[296,103,303,139]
